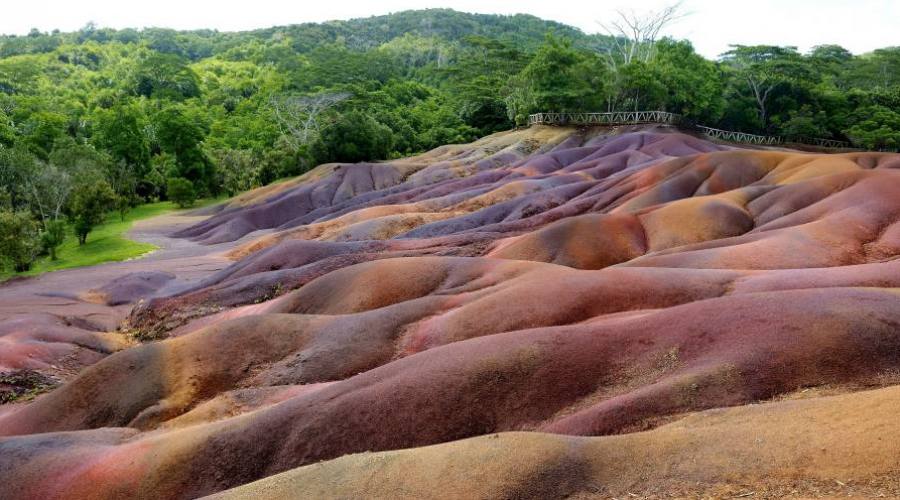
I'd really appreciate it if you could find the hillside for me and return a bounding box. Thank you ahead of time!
[1,124,899,498]
[1,8,899,224]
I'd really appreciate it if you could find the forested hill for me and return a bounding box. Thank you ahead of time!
[0,9,613,204]
[1,8,899,224]
[0,9,600,59]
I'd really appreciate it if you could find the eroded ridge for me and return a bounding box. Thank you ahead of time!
[2,125,899,499]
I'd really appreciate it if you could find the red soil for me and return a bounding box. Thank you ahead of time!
[1,125,899,499]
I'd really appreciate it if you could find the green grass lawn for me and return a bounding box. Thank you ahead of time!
[1,198,220,281]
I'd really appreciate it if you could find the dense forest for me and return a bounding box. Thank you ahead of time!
[1,8,899,272]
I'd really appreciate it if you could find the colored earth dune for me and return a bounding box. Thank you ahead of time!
[2,124,900,499]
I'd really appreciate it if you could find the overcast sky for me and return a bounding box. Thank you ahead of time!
[1,0,896,59]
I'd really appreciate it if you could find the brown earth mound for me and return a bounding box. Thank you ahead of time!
[207,385,900,499]
[1,125,899,499]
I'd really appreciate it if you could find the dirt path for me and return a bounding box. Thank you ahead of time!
[0,210,275,391]
[0,212,239,329]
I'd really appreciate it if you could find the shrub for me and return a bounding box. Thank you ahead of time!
[40,219,66,260]
[0,211,40,272]
[166,176,196,208]
[70,180,117,245]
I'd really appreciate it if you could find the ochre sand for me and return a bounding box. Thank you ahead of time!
[1,125,899,499]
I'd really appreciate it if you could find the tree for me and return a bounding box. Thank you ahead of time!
[0,210,39,272]
[166,176,196,208]
[270,91,352,152]
[651,39,725,122]
[442,36,524,134]
[809,44,853,89]
[22,111,68,158]
[69,180,116,244]
[0,145,37,210]
[133,52,201,100]
[152,104,211,189]
[211,148,260,196]
[47,139,111,182]
[91,103,150,174]
[453,74,513,134]
[406,96,477,150]
[258,136,309,184]
[311,111,394,163]
[597,1,685,69]
[505,35,606,123]
[720,45,811,131]
[26,163,72,226]
[144,153,175,200]
[105,160,138,220]
[40,219,66,260]
[845,105,900,150]
[781,106,829,141]
[847,47,900,89]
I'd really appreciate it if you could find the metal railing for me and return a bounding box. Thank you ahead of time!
[528,110,858,150]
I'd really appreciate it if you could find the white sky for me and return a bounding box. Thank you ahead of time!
[0,0,896,59]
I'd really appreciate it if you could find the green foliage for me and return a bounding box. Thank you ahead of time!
[0,111,15,147]
[90,103,150,171]
[0,210,39,271]
[153,104,212,192]
[166,176,196,208]
[0,7,898,230]
[70,179,117,244]
[0,199,218,281]
[505,35,606,124]
[133,52,200,100]
[845,105,900,150]
[781,106,829,140]
[312,111,394,163]
[22,111,67,158]
[0,145,37,210]
[211,148,260,196]
[40,218,66,260]
[721,45,814,132]
[652,40,725,122]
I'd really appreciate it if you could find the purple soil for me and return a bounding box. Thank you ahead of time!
[1,125,899,499]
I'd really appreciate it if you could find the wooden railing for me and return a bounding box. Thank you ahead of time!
[528,111,680,126]
[695,126,782,146]
[528,110,857,150]
[789,137,853,149]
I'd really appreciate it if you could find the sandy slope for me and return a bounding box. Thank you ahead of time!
[1,125,899,499]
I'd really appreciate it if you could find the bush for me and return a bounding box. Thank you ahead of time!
[0,211,40,272]
[845,105,900,150]
[70,180,117,245]
[166,176,196,208]
[211,148,261,196]
[40,219,66,260]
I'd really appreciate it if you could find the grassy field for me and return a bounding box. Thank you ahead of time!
[1,199,218,281]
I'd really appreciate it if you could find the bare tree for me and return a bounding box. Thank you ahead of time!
[597,2,685,70]
[270,91,352,152]
[596,2,685,112]
[26,163,72,226]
